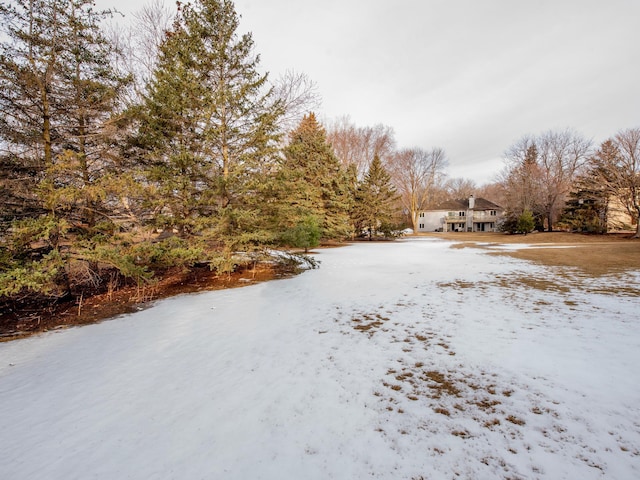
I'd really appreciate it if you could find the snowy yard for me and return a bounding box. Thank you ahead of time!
[1,237,639,479]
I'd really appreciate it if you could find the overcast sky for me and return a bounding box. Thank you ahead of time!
[98,0,640,184]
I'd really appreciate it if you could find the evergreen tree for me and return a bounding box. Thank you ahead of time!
[560,167,609,233]
[516,210,535,235]
[0,0,133,296]
[354,154,398,239]
[280,214,321,253]
[135,15,209,234]
[137,0,282,251]
[0,0,128,226]
[43,1,131,228]
[281,113,351,241]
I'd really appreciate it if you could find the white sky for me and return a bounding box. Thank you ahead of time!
[98,0,640,184]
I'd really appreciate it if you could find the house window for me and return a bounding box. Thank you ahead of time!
[419,212,424,218]
[458,211,465,217]
[490,210,497,216]
[419,223,424,229]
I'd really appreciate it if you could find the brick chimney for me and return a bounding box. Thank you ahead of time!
[469,195,475,209]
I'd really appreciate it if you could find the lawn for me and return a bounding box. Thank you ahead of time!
[423,231,640,275]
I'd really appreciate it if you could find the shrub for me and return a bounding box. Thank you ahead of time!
[516,210,535,235]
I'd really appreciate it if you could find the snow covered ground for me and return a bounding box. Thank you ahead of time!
[1,237,639,479]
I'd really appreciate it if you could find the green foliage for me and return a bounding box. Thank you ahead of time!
[560,181,608,234]
[281,113,352,241]
[281,215,322,252]
[500,209,543,234]
[0,215,70,296]
[1,0,130,229]
[87,236,204,281]
[82,244,152,286]
[516,210,535,235]
[0,250,65,297]
[6,215,71,253]
[377,222,405,239]
[137,0,282,236]
[353,154,398,239]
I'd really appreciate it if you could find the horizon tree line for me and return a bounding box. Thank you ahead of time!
[1,0,638,306]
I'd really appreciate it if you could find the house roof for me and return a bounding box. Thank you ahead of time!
[426,197,502,211]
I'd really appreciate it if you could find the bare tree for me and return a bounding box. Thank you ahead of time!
[536,129,592,231]
[500,137,545,225]
[107,0,175,102]
[444,177,477,200]
[475,181,505,207]
[501,129,591,231]
[271,70,322,135]
[133,0,175,81]
[389,147,448,232]
[326,116,396,178]
[590,128,640,237]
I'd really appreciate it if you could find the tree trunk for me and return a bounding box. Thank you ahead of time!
[41,90,53,168]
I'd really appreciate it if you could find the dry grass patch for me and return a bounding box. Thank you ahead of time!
[506,415,526,426]
[495,275,570,293]
[422,232,640,276]
[351,312,389,334]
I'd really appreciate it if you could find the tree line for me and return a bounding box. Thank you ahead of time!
[1,0,638,308]
[496,127,640,237]
[0,0,444,303]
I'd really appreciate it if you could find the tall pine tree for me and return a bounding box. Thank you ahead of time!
[0,0,135,297]
[137,0,282,247]
[354,154,398,239]
[281,113,351,241]
[0,0,129,226]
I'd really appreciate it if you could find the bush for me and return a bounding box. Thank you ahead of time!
[280,215,322,252]
[516,210,535,235]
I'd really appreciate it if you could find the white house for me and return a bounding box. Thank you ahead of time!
[417,195,503,232]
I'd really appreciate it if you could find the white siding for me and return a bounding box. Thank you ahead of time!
[418,211,446,232]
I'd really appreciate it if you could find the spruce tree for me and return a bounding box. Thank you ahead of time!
[0,0,132,296]
[0,0,128,226]
[137,0,282,249]
[281,113,351,241]
[355,154,398,240]
[44,1,131,228]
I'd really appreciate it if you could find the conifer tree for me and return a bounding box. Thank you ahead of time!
[0,0,133,296]
[137,0,282,247]
[0,0,128,227]
[281,113,351,241]
[355,154,398,240]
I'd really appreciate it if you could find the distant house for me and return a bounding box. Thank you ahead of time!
[417,195,504,232]
[606,195,637,232]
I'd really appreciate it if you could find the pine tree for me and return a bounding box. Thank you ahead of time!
[135,16,209,234]
[1,0,69,219]
[516,210,535,235]
[137,0,282,246]
[561,165,609,233]
[355,154,398,240]
[0,0,128,227]
[43,1,131,228]
[281,113,351,241]
[0,0,132,296]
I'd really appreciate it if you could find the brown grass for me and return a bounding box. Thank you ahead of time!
[420,232,640,276]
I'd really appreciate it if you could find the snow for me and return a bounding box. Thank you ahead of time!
[1,237,639,479]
